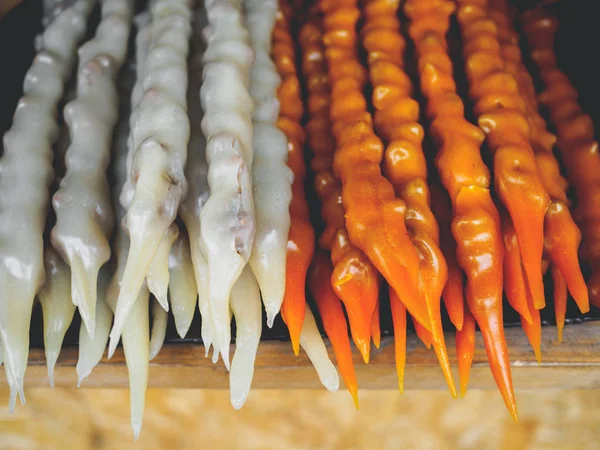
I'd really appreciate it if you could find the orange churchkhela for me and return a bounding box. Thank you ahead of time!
[456,0,550,313]
[405,0,517,419]
[490,0,588,343]
[522,9,600,310]
[272,3,315,355]
[318,0,432,334]
[285,7,360,404]
[360,0,456,397]
[298,11,378,364]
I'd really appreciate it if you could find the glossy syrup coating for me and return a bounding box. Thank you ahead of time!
[522,8,600,308]
[298,12,378,362]
[456,0,550,311]
[362,0,455,397]
[490,0,588,327]
[405,0,516,420]
[320,0,431,332]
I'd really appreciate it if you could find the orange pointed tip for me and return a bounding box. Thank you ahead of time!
[460,383,468,398]
[522,314,534,325]
[372,335,380,349]
[509,405,519,423]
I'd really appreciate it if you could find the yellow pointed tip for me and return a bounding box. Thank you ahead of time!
[398,377,404,395]
[350,388,359,410]
[291,338,300,356]
[333,273,353,287]
[557,326,563,342]
[455,323,463,332]
[460,384,468,398]
[534,348,542,364]
[357,340,370,364]
[510,407,519,423]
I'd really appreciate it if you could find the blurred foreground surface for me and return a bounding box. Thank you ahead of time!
[0,388,599,449]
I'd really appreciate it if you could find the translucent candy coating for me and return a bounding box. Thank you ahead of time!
[76,268,112,387]
[178,6,213,353]
[274,6,315,355]
[405,0,516,420]
[168,229,198,338]
[229,266,262,409]
[51,0,134,340]
[320,0,431,332]
[104,22,151,437]
[362,0,455,398]
[299,307,340,393]
[149,297,168,360]
[110,0,193,357]
[199,0,256,368]
[297,12,377,363]
[0,0,95,410]
[246,0,294,327]
[490,0,588,315]
[38,247,76,387]
[457,0,550,311]
[389,288,407,393]
[522,8,600,308]
[146,223,178,312]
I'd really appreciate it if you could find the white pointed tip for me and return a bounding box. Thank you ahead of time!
[81,312,96,340]
[149,348,158,361]
[221,350,230,371]
[204,345,211,358]
[157,295,169,312]
[132,422,142,441]
[266,315,275,329]
[76,365,91,387]
[107,336,118,359]
[46,352,59,388]
[230,395,246,410]
[19,387,26,405]
[211,349,219,364]
[8,389,16,413]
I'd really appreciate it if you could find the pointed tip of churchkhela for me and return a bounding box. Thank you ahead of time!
[147,224,179,313]
[69,255,101,341]
[356,338,370,365]
[456,304,476,398]
[551,265,567,343]
[544,201,590,314]
[371,303,381,349]
[299,307,340,393]
[389,289,407,396]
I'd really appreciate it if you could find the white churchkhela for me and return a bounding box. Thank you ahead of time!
[168,229,198,338]
[200,0,256,368]
[179,3,215,356]
[245,0,293,326]
[104,13,152,439]
[38,248,76,388]
[109,0,193,356]
[0,0,96,410]
[51,0,134,339]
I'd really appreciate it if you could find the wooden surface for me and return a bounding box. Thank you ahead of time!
[4,321,600,390]
[3,389,600,449]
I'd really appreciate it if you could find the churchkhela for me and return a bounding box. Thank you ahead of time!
[0,0,597,437]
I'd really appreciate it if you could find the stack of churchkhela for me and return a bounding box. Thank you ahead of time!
[1,0,599,436]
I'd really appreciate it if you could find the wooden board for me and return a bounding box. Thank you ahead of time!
[3,321,600,390]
